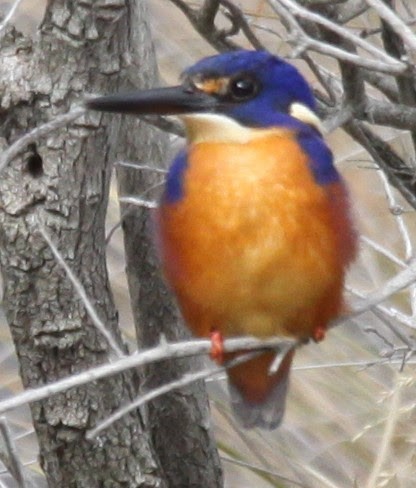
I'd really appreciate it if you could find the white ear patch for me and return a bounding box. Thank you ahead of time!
[289,102,323,134]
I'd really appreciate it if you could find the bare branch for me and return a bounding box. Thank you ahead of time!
[35,219,125,358]
[335,0,369,24]
[379,10,416,149]
[0,0,24,33]
[360,235,407,268]
[345,122,416,210]
[365,0,416,55]
[323,105,353,132]
[0,418,27,488]
[294,357,416,370]
[219,0,266,50]
[334,67,416,132]
[378,169,413,260]
[348,288,415,346]
[365,376,402,488]
[168,0,240,51]
[299,0,348,4]
[361,70,399,102]
[199,0,220,26]
[115,161,167,173]
[168,0,265,51]
[267,0,408,73]
[118,196,158,208]
[340,258,416,320]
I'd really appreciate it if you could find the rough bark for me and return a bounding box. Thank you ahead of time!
[0,1,168,486]
[108,2,224,487]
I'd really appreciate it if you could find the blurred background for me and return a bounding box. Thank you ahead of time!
[1,1,416,487]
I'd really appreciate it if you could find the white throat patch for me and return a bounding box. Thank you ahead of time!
[179,113,288,144]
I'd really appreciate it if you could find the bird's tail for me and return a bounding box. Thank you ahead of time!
[226,348,295,429]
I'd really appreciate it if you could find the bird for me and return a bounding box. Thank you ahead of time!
[87,50,357,429]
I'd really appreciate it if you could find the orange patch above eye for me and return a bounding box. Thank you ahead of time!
[194,77,229,95]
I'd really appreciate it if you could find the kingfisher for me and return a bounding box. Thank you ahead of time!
[87,50,357,429]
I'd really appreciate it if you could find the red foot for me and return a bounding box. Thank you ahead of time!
[313,325,326,342]
[210,329,224,364]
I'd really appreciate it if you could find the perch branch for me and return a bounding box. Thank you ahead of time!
[0,336,295,416]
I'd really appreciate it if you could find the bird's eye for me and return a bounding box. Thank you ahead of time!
[229,77,258,100]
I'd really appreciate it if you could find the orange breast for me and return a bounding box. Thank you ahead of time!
[158,133,354,341]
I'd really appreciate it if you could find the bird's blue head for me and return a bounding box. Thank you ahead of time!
[183,50,317,128]
[86,50,338,196]
[86,50,320,131]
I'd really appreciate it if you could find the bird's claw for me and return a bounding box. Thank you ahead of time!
[210,329,224,364]
[313,325,326,342]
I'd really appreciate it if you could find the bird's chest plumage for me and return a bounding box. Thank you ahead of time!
[158,133,351,338]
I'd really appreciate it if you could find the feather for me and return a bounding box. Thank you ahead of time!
[228,349,294,430]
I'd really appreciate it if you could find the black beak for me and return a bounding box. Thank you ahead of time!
[85,85,219,116]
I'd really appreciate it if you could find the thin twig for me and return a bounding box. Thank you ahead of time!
[0,0,24,33]
[375,301,416,330]
[267,0,407,73]
[118,196,158,209]
[362,99,416,131]
[293,359,416,371]
[365,0,416,55]
[86,350,263,439]
[215,401,280,474]
[303,53,339,104]
[378,169,413,260]
[361,70,399,102]
[115,161,167,173]
[369,304,414,348]
[360,235,407,268]
[365,376,402,488]
[168,0,241,51]
[0,107,85,174]
[345,122,416,210]
[276,0,403,64]
[323,105,353,132]
[340,258,416,320]
[106,217,126,246]
[199,0,220,26]
[35,219,125,358]
[0,417,27,488]
[336,0,369,24]
[219,0,266,50]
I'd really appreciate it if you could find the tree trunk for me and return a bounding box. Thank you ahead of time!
[0,1,169,486]
[109,2,224,486]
